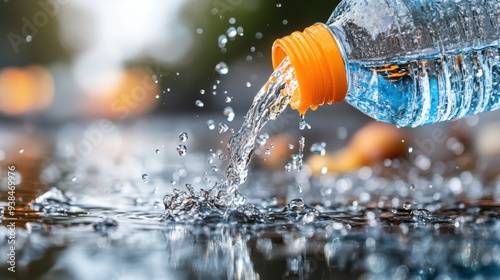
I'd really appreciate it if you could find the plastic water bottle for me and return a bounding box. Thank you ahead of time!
[272,0,500,127]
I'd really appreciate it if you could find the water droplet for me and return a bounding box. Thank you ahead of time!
[218,34,228,48]
[223,106,235,122]
[299,114,311,130]
[207,120,215,130]
[287,198,306,213]
[142,174,148,182]
[179,132,188,142]
[297,186,302,193]
[19,149,24,154]
[250,46,256,52]
[225,96,232,103]
[71,177,77,182]
[408,147,413,153]
[255,32,263,39]
[320,167,328,174]
[246,82,251,87]
[288,144,294,150]
[276,3,282,7]
[215,61,229,75]
[218,153,228,161]
[195,100,204,107]
[264,148,271,155]
[236,26,244,36]
[410,184,416,191]
[228,17,236,24]
[256,133,269,146]
[226,26,237,39]
[200,89,205,95]
[284,162,292,172]
[218,123,229,133]
[282,19,288,25]
[155,94,160,99]
[310,142,326,156]
[196,28,203,34]
[155,149,160,154]
[185,183,195,196]
[177,145,187,156]
[391,207,398,214]
[403,202,412,210]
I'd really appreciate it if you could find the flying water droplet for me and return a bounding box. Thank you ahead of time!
[246,82,251,87]
[256,133,269,146]
[179,132,188,142]
[223,106,235,121]
[155,149,160,154]
[299,114,311,130]
[226,27,237,39]
[195,100,204,107]
[236,26,244,36]
[310,142,326,156]
[225,96,232,103]
[218,123,229,133]
[403,202,412,210]
[142,174,148,182]
[215,61,229,75]
[19,149,24,154]
[207,120,215,130]
[218,153,228,161]
[177,145,187,156]
[218,34,228,48]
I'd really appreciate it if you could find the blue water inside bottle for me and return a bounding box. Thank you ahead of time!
[346,47,500,127]
[327,0,500,127]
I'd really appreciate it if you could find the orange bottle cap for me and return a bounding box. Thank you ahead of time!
[272,23,348,114]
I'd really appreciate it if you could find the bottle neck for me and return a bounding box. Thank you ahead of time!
[272,23,348,114]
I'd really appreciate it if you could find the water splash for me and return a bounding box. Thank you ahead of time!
[224,57,297,197]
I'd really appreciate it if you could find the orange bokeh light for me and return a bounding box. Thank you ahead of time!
[0,66,55,116]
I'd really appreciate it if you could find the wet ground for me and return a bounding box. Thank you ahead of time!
[1,115,499,280]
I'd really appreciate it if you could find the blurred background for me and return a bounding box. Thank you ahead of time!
[1,0,500,185]
[0,0,341,121]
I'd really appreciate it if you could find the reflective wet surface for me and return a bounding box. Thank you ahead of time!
[1,117,499,280]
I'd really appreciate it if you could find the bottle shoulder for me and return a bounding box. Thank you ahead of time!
[326,0,500,63]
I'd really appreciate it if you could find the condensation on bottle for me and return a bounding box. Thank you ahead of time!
[327,0,500,127]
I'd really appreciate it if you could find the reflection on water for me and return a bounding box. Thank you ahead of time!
[0,119,499,279]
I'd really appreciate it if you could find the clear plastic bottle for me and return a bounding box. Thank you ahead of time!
[272,0,500,127]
